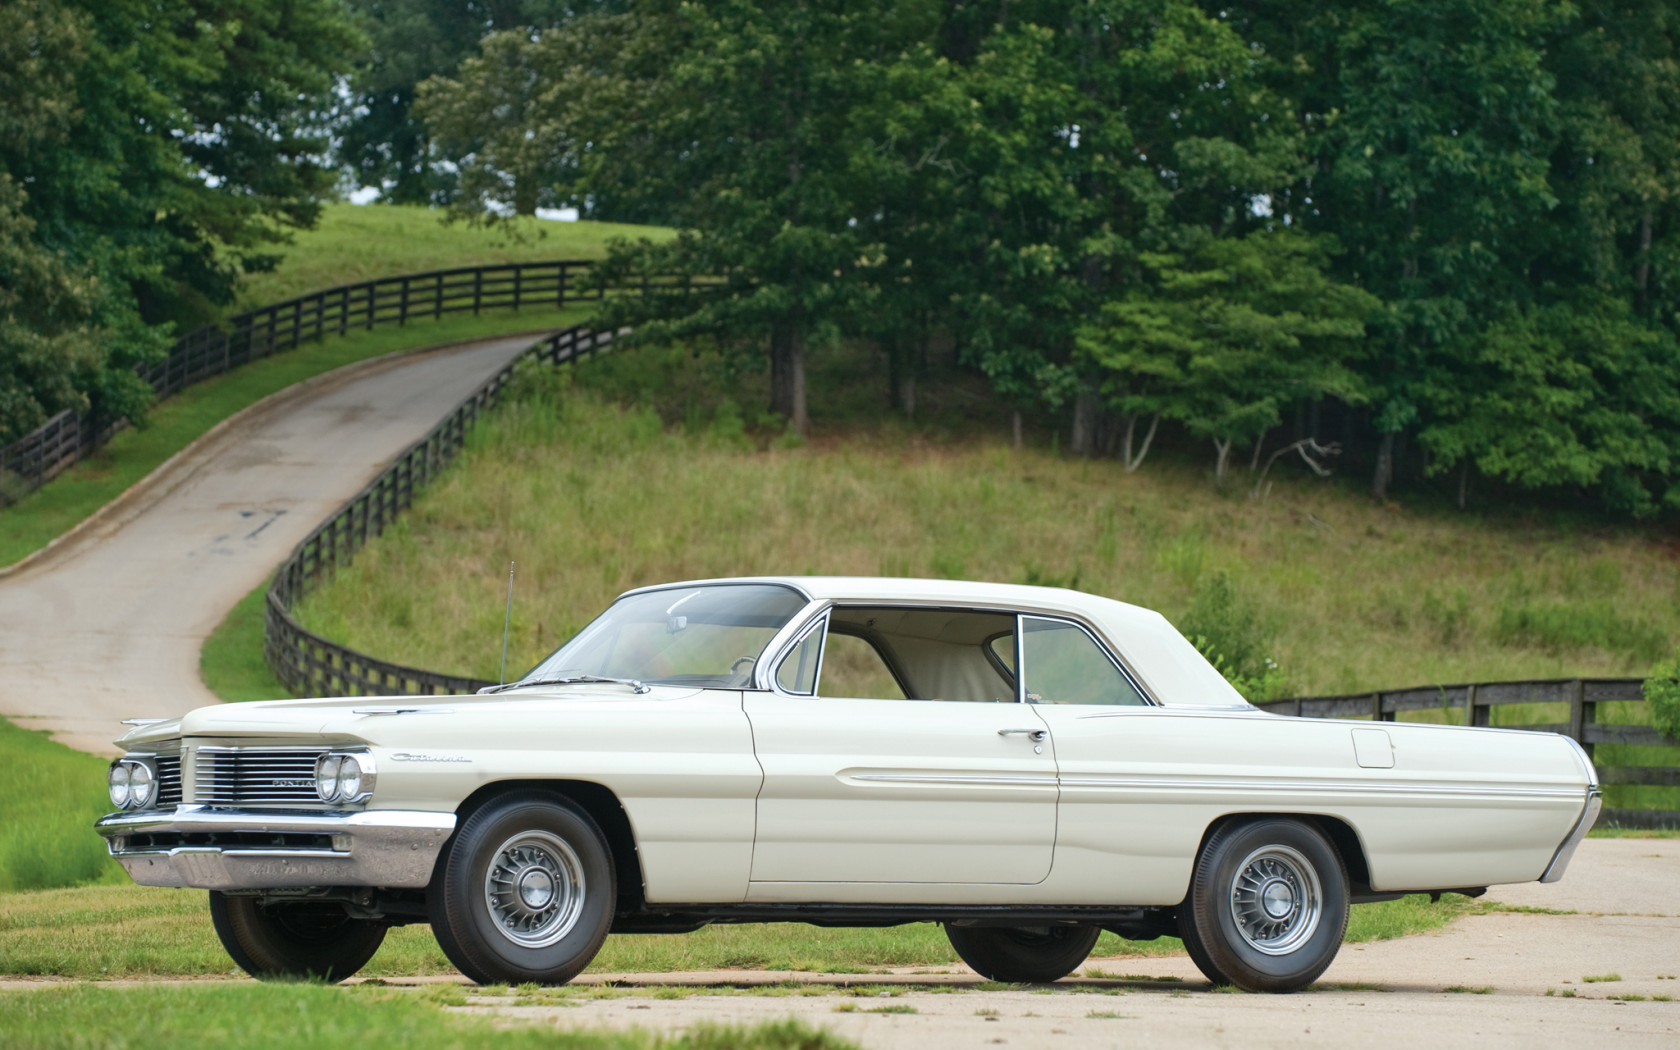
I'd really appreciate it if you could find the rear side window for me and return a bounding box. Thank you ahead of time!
[1020,616,1147,706]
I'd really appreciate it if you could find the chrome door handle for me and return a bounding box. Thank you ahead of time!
[998,728,1047,742]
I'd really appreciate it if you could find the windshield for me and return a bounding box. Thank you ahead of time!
[520,584,809,689]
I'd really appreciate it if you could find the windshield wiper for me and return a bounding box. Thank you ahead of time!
[479,674,651,695]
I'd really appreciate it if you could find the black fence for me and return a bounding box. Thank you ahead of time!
[1255,680,1679,829]
[264,325,609,699]
[0,259,683,506]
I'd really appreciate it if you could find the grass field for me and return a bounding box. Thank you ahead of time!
[234,203,670,309]
[0,983,851,1050]
[0,720,124,893]
[0,882,1477,981]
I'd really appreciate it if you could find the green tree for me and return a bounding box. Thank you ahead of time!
[2,0,362,439]
[1078,231,1375,483]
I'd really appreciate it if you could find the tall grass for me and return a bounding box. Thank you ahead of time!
[294,358,1680,700]
[0,720,122,892]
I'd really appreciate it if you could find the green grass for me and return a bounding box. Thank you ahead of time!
[0,881,1470,979]
[0,720,123,893]
[235,203,670,309]
[0,983,854,1050]
[200,584,291,702]
[0,305,592,571]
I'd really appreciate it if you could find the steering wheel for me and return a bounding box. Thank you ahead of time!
[730,655,757,675]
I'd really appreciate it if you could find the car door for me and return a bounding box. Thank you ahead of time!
[1017,613,1207,903]
[743,607,1059,892]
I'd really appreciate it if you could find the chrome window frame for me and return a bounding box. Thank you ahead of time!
[769,611,831,697]
[755,599,1157,706]
[1016,613,1155,708]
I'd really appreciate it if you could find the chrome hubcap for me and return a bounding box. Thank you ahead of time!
[484,831,584,948]
[1229,844,1322,956]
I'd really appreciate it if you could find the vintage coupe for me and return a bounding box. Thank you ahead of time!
[97,577,1599,992]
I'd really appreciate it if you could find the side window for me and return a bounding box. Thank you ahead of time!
[774,620,824,695]
[1021,616,1147,707]
[817,633,906,700]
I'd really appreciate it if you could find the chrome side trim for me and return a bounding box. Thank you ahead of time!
[1540,737,1602,883]
[847,773,1059,787]
[1056,774,1583,801]
[94,806,455,890]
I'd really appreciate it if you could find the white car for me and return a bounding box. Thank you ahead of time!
[97,577,1599,992]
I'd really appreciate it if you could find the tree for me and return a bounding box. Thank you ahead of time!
[1078,230,1374,483]
[2,0,361,439]
[339,1,614,206]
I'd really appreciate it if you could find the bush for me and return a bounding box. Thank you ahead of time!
[1179,570,1290,702]
[1645,649,1680,743]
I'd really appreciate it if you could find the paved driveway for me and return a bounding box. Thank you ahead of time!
[0,334,540,756]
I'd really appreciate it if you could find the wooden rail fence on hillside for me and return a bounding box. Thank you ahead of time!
[0,259,702,505]
[263,324,610,699]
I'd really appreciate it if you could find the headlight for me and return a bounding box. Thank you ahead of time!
[108,763,131,808]
[129,762,155,808]
[107,757,161,810]
[315,754,341,801]
[314,751,375,804]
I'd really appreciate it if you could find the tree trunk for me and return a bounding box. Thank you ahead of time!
[1121,414,1159,473]
[1070,390,1099,457]
[769,323,808,435]
[1011,410,1023,449]
[1249,429,1270,474]
[1213,438,1232,487]
[1457,459,1470,511]
[1372,431,1395,501]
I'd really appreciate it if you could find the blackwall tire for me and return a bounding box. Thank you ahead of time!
[945,924,1100,983]
[208,891,386,982]
[1182,818,1349,993]
[428,792,616,986]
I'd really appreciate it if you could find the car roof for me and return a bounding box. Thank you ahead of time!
[621,576,1253,710]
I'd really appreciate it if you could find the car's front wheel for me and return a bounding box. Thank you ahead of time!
[1177,817,1349,992]
[428,792,616,985]
[208,892,386,982]
[945,923,1100,983]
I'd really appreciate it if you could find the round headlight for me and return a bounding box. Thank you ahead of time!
[337,755,363,801]
[108,763,132,808]
[315,754,342,802]
[129,762,155,808]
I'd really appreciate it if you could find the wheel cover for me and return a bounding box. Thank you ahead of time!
[1227,844,1322,956]
[483,830,586,949]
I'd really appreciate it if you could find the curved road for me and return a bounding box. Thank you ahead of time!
[0,333,542,756]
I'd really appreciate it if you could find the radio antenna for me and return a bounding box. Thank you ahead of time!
[499,561,515,686]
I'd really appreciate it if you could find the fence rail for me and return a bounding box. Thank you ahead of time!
[264,325,609,699]
[0,259,660,506]
[1255,681,1679,829]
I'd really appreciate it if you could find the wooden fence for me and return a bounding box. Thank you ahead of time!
[264,325,610,699]
[0,259,697,506]
[1255,681,1679,829]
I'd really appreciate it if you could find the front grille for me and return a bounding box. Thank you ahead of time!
[192,746,328,805]
[155,754,182,806]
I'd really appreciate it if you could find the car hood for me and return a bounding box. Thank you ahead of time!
[112,684,706,750]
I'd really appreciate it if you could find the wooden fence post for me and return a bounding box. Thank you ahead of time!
[1568,678,1592,760]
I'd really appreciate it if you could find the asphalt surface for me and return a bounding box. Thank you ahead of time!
[0,334,541,756]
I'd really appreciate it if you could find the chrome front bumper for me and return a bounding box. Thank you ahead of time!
[94,805,456,890]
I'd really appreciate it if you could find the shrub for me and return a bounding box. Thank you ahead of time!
[1645,648,1680,743]
[1180,571,1289,701]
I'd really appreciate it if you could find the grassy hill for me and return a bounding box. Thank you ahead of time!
[235,203,670,309]
[294,343,1680,699]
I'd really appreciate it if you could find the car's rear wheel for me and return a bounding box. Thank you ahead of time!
[428,792,615,985]
[944,923,1100,983]
[1179,817,1348,992]
[208,892,386,982]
